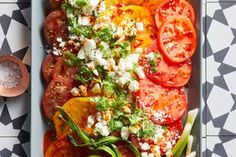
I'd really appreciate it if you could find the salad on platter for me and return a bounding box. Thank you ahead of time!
[41,0,198,156]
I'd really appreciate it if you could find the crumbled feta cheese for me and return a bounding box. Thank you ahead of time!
[87,115,95,128]
[118,53,139,71]
[56,37,62,42]
[59,42,66,48]
[166,142,172,150]
[94,50,108,68]
[78,16,91,26]
[135,66,146,79]
[116,72,132,87]
[96,112,102,122]
[70,87,80,96]
[121,127,130,140]
[114,27,124,38]
[98,1,106,13]
[95,121,111,136]
[83,38,97,59]
[128,80,139,92]
[82,0,100,15]
[91,83,101,94]
[146,52,155,60]
[93,69,99,76]
[136,22,144,32]
[148,153,155,157]
[78,48,86,59]
[140,142,150,151]
[87,61,96,70]
[135,47,143,53]
[52,48,62,56]
[69,35,79,40]
[141,152,148,157]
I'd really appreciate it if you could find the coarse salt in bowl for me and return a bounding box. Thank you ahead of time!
[0,55,29,97]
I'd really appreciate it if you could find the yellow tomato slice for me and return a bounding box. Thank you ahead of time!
[53,97,97,138]
[121,5,157,49]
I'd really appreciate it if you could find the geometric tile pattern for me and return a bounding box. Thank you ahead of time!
[205,2,236,136]
[203,2,236,157]
[0,1,30,156]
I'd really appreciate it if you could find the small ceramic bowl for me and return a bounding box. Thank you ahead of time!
[0,55,29,97]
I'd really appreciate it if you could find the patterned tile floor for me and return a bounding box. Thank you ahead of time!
[1,0,236,157]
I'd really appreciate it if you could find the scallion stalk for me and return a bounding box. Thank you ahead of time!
[57,106,92,144]
[186,135,194,156]
[171,108,199,157]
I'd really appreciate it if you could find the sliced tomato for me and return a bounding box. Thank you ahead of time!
[116,142,136,157]
[44,130,56,155]
[138,78,187,124]
[45,135,90,157]
[49,0,64,10]
[42,54,59,83]
[155,0,195,28]
[158,16,196,63]
[53,57,80,85]
[140,53,192,87]
[44,10,68,46]
[42,76,73,120]
[159,121,183,154]
[53,97,97,138]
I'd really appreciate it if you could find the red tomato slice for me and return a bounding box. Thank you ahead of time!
[159,121,183,154]
[138,78,187,124]
[42,55,59,83]
[49,0,64,10]
[155,0,195,28]
[53,57,80,85]
[44,10,68,46]
[44,130,56,155]
[42,76,73,120]
[140,53,192,87]
[158,16,196,63]
[45,135,91,157]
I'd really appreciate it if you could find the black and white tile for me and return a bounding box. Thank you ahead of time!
[204,2,236,157]
[205,2,236,136]
[0,2,30,157]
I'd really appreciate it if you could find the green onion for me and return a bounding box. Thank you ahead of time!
[75,0,89,7]
[57,107,140,157]
[122,140,141,157]
[88,156,102,157]
[186,151,196,157]
[186,135,194,156]
[76,136,121,147]
[110,144,122,157]
[172,108,198,157]
[97,145,118,157]
[57,106,92,144]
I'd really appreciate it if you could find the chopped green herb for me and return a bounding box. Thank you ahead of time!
[149,52,162,72]
[95,97,111,111]
[75,0,89,7]
[103,80,116,97]
[76,65,94,83]
[96,27,114,42]
[138,120,156,138]
[113,42,131,58]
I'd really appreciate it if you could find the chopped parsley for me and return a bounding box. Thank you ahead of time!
[75,0,89,7]
[148,52,162,72]
[96,26,114,43]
